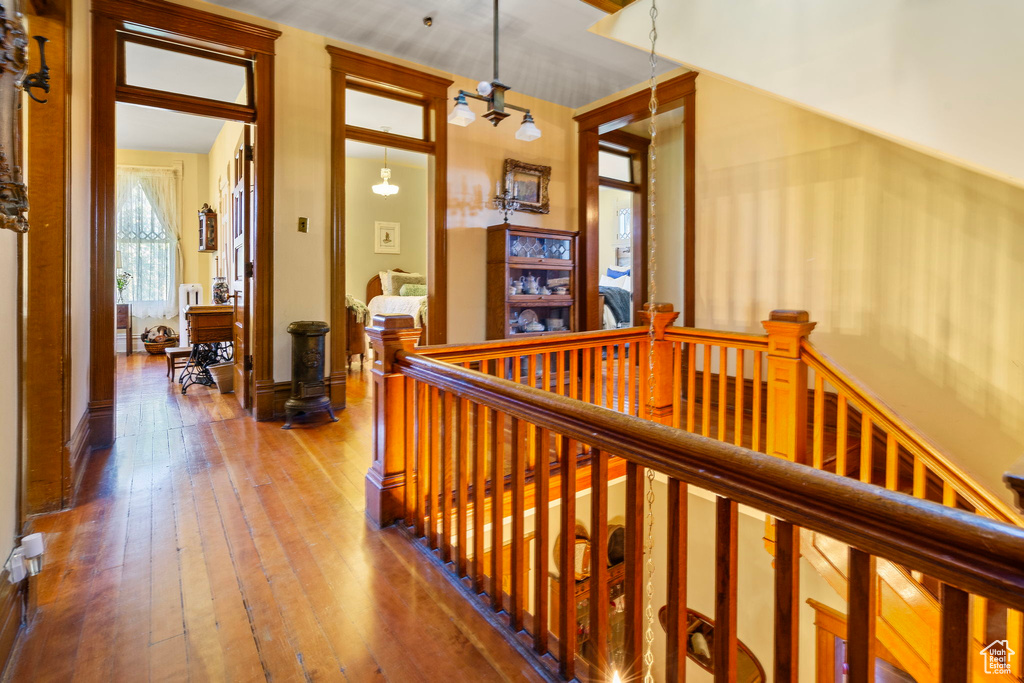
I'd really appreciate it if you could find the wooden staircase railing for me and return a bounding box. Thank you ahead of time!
[364,307,1024,682]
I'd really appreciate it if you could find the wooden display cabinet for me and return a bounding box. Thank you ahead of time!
[550,562,627,671]
[486,223,578,340]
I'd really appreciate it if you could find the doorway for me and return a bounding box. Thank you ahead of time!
[90,0,279,447]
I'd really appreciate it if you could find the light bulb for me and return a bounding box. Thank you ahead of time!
[372,166,399,197]
[448,93,476,127]
[611,672,623,683]
[515,112,542,142]
[476,80,493,97]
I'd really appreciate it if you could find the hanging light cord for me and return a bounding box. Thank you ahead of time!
[643,1,659,682]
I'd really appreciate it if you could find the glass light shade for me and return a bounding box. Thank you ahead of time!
[448,101,476,127]
[372,166,399,197]
[515,115,542,142]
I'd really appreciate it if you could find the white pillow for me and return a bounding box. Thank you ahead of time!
[378,271,392,295]
[599,274,632,291]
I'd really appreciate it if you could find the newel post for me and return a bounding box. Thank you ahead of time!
[636,302,680,424]
[762,310,816,464]
[365,315,421,527]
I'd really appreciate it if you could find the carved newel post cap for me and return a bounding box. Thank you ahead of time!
[641,302,676,313]
[368,315,415,331]
[769,310,810,323]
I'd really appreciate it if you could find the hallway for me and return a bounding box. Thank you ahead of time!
[4,354,541,682]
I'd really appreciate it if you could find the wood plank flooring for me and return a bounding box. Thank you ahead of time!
[4,354,543,682]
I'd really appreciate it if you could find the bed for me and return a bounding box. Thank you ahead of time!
[366,269,428,345]
[599,263,633,329]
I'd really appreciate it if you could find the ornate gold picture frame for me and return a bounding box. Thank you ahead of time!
[503,158,550,214]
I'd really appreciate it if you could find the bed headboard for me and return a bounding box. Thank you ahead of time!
[366,268,409,302]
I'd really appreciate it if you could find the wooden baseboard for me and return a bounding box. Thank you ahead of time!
[0,579,24,679]
[66,408,92,508]
[254,380,291,421]
[329,371,346,410]
[88,399,114,449]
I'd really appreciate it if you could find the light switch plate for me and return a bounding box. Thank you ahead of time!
[298,216,308,233]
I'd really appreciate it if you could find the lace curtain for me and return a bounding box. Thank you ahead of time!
[115,165,183,319]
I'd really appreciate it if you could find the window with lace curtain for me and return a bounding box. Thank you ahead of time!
[115,166,182,319]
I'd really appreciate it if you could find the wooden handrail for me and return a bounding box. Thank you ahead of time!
[800,339,1023,526]
[663,325,770,351]
[417,326,647,363]
[395,350,1024,610]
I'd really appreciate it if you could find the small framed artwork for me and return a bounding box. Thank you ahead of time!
[374,221,400,254]
[503,158,551,214]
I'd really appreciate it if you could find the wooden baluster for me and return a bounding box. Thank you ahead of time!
[429,387,441,549]
[715,497,739,682]
[847,548,877,683]
[405,377,416,524]
[599,344,607,408]
[528,353,537,390]
[583,347,592,406]
[885,435,898,491]
[414,382,428,538]
[666,477,688,682]
[943,481,957,508]
[624,342,633,415]
[558,436,577,680]
[752,351,763,452]
[473,403,487,593]
[687,342,697,432]
[913,455,926,499]
[1009,609,1024,680]
[556,349,565,397]
[940,584,970,683]
[836,395,848,476]
[639,340,649,417]
[511,417,527,631]
[860,413,873,484]
[734,348,745,447]
[590,447,609,678]
[625,461,645,676]
[774,520,800,683]
[542,351,551,395]
[673,342,682,429]
[617,343,626,413]
[491,410,504,612]
[442,392,455,564]
[813,374,825,469]
[701,344,713,437]
[718,346,728,441]
[456,394,470,576]
[534,428,551,655]
[570,349,579,400]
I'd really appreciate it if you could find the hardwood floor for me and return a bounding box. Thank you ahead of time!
[4,354,543,682]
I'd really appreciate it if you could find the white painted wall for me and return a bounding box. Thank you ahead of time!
[593,0,1024,187]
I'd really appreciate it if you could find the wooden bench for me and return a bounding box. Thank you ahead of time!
[166,346,192,381]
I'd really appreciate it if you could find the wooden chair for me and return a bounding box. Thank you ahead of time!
[165,346,192,382]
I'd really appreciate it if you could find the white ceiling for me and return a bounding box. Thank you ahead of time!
[205,0,675,108]
[346,139,427,169]
[116,102,231,153]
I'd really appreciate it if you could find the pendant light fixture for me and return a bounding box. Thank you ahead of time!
[447,0,542,142]
[371,128,400,198]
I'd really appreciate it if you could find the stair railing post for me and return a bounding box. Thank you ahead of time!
[365,314,421,527]
[762,310,816,465]
[636,302,680,425]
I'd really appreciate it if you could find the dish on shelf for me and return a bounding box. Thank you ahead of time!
[523,322,546,333]
[516,308,538,325]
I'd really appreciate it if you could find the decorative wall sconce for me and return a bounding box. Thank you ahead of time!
[447,0,542,142]
[22,35,49,104]
[198,203,217,252]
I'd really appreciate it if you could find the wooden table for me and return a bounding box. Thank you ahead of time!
[116,303,132,356]
[180,305,234,393]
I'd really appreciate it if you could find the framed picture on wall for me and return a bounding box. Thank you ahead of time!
[503,158,551,214]
[374,221,400,254]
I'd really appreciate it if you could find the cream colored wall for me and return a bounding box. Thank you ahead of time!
[345,157,428,298]
[652,110,686,310]
[0,228,17,559]
[695,73,1024,505]
[206,118,244,280]
[446,75,578,343]
[597,186,623,273]
[115,149,212,342]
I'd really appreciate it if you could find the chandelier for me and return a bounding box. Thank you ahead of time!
[446,0,542,142]
[371,128,400,197]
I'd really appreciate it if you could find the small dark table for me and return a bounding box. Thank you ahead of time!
[116,303,133,356]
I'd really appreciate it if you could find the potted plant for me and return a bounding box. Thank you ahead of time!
[115,271,133,303]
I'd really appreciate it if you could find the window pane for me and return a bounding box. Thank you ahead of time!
[599,150,632,182]
[124,41,249,104]
[345,89,424,139]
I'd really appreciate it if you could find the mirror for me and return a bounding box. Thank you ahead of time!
[658,606,766,683]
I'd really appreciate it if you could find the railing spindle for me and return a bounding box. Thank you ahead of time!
[672,341,682,428]
[405,377,416,523]
[836,395,848,476]
[913,455,926,499]
[813,373,825,469]
[666,477,688,682]
[528,353,537,390]
[702,343,713,437]
[533,428,550,655]
[774,520,800,683]
[442,391,455,563]
[429,386,441,550]
[414,382,427,538]
[473,403,487,592]
[847,548,877,683]
[582,347,592,406]
[860,413,873,484]
[624,461,645,675]
[570,348,579,400]
[491,410,504,612]
[718,345,728,441]
[714,497,739,682]
[542,351,551,395]
[617,343,626,413]
[511,417,527,631]
[457,395,469,576]
[589,447,609,678]
[639,340,649,418]
[734,348,744,447]
[885,434,898,491]
[940,584,970,683]
[753,351,763,452]
[687,342,696,432]
[558,436,577,680]
[556,349,565,397]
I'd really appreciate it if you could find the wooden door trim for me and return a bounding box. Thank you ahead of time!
[326,46,452,408]
[574,71,697,329]
[90,0,279,443]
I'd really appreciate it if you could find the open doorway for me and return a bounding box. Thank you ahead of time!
[90,1,279,446]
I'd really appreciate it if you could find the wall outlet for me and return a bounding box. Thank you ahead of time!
[298,216,309,233]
